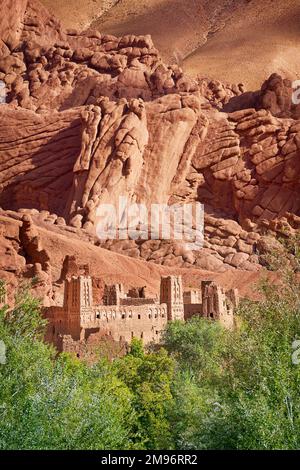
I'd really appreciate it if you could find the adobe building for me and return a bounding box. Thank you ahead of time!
[45,275,177,351]
[184,280,239,329]
[44,274,239,356]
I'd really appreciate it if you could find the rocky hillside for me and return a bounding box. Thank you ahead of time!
[41,0,300,89]
[0,0,299,303]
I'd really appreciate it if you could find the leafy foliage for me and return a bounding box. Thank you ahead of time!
[0,284,137,450]
[1,258,300,449]
[113,338,175,449]
[163,272,300,449]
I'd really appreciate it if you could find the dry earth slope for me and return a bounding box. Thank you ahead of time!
[41,0,300,89]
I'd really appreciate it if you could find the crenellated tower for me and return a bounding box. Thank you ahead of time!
[64,275,93,338]
[201,280,235,328]
[160,275,184,321]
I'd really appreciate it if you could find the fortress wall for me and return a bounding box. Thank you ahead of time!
[219,308,235,329]
[183,290,202,305]
[120,298,157,306]
[81,304,168,344]
[44,306,82,343]
[44,306,64,343]
[184,303,203,320]
[57,333,128,360]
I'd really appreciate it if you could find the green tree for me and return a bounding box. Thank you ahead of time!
[163,271,300,449]
[0,284,139,450]
[114,342,176,449]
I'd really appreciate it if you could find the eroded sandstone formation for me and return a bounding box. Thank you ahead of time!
[1,0,300,290]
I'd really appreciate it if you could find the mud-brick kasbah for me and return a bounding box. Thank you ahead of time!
[44,264,239,358]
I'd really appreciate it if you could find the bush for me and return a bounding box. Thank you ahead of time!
[2,262,300,450]
[163,273,300,449]
[0,284,138,450]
